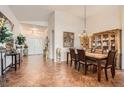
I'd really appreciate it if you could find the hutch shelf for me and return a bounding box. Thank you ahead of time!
[91,29,122,69]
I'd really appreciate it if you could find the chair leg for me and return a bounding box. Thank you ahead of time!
[82,64,84,70]
[93,65,95,73]
[84,64,87,75]
[89,65,92,71]
[70,60,72,67]
[78,63,80,71]
[105,69,108,81]
[111,67,115,78]
[93,65,97,73]
[75,61,77,69]
[113,68,115,78]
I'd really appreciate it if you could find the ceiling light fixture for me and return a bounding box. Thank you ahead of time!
[32,28,39,31]
[79,5,87,37]
[79,6,89,49]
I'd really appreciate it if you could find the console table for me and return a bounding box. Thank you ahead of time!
[5,52,21,71]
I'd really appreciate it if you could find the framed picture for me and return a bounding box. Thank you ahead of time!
[0,11,14,32]
[63,32,74,47]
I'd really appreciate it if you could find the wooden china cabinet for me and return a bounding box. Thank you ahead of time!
[91,29,122,69]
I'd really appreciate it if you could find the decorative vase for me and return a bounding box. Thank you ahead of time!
[56,48,61,62]
[23,48,28,56]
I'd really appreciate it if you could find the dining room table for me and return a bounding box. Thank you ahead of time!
[85,52,108,82]
[66,51,108,82]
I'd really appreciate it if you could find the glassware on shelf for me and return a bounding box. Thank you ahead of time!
[111,43,115,46]
[103,42,107,46]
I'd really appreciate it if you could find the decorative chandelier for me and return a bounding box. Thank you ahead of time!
[79,6,89,49]
[79,6,87,37]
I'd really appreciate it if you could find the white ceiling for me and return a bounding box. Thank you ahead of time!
[9,5,120,22]
[21,23,47,32]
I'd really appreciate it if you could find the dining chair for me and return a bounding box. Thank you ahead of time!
[69,48,78,69]
[77,49,92,75]
[93,50,117,81]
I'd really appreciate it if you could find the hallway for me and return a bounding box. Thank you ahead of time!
[4,55,124,87]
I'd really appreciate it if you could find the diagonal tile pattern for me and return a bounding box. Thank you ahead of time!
[3,55,124,87]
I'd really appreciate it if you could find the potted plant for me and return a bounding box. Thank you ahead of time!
[16,33,26,57]
[0,26,13,49]
[16,33,26,45]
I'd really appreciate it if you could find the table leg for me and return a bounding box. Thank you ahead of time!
[19,54,21,67]
[1,53,3,75]
[67,52,69,64]
[97,59,101,82]
[12,55,13,66]
[15,55,17,71]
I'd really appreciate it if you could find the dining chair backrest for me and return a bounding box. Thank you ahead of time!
[106,50,117,67]
[69,48,76,60]
[77,49,85,61]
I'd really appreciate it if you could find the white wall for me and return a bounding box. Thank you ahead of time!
[48,12,55,59]
[87,6,121,35]
[54,11,82,62]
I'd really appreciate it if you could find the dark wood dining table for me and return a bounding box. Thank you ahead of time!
[67,51,108,82]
